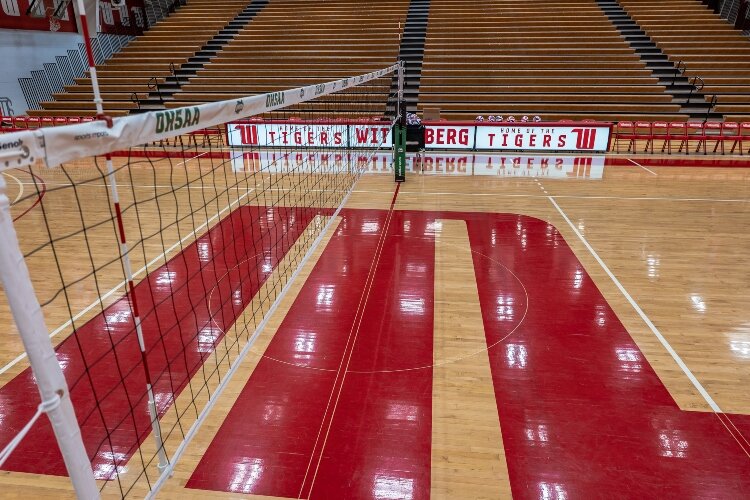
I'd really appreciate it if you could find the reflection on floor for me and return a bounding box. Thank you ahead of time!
[185,209,750,498]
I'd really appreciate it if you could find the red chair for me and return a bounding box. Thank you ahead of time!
[665,122,687,154]
[634,121,654,153]
[730,122,750,155]
[615,121,636,152]
[685,122,707,154]
[714,122,740,154]
[11,116,28,130]
[647,121,668,153]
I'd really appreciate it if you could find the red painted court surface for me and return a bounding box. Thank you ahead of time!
[0,205,326,478]
[2,197,750,496]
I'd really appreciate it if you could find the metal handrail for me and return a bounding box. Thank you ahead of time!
[687,76,705,104]
[131,92,141,110]
[704,94,718,123]
[169,62,181,86]
[148,77,163,104]
[670,60,686,87]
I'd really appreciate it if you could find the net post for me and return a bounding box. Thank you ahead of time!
[0,176,100,498]
[394,60,407,183]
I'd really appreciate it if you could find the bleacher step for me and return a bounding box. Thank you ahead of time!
[389,0,431,117]
[595,0,721,121]
[135,0,270,113]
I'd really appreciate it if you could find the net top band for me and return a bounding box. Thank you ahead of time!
[0,64,399,173]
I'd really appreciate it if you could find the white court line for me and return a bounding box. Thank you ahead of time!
[1,171,24,204]
[547,196,722,413]
[628,158,658,176]
[0,187,256,377]
[352,189,750,204]
[9,181,248,191]
[175,151,207,167]
[10,185,749,203]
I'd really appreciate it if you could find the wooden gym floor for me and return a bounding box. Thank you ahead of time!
[1,151,750,498]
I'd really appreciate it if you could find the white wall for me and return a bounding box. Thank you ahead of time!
[0,29,83,115]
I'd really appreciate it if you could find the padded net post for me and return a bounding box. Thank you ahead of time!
[394,60,407,182]
[0,174,99,499]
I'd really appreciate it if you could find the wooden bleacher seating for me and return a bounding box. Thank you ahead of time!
[619,0,750,122]
[417,0,685,122]
[29,0,249,117]
[167,0,410,118]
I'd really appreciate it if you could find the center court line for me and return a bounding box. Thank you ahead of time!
[0,187,256,377]
[547,195,722,413]
[300,183,401,498]
[627,158,658,175]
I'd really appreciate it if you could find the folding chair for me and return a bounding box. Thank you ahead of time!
[11,116,28,130]
[615,121,636,153]
[634,121,654,153]
[730,122,750,155]
[712,122,738,155]
[665,122,687,154]
[687,121,708,154]
[648,122,668,154]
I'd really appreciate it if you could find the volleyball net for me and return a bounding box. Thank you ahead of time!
[0,63,401,498]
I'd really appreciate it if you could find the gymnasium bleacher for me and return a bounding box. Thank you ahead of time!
[618,0,750,122]
[418,0,683,122]
[28,0,249,117]
[20,0,750,126]
[167,0,409,116]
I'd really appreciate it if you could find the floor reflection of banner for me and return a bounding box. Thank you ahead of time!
[411,153,605,179]
[473,154,605,178]
[410,154,472,175]
[230,149,393,173]
[229,150,605,179]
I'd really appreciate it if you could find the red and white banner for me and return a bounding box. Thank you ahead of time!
[227,121,393,149]
[423,125,473,150]
[228,120,610,153]
[424,122,612,153]
[475,125,610,152]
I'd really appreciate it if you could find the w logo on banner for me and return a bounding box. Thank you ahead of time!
[234,124,259,145]
[572,128,597,150]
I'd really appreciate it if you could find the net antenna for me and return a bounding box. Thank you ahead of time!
[74,0,170,483]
